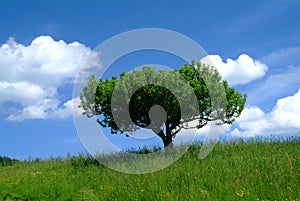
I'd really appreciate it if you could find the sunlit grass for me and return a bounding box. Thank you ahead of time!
[0,138,299,201]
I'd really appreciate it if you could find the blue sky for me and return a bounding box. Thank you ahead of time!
[1,0,300,160]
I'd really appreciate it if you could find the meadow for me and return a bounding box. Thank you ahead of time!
[0,138,299,201]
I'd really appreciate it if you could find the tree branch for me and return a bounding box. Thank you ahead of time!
[180,116,220,124]
[170,118,210,137]
[171,126,182,137]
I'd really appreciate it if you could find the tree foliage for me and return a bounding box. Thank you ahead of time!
[80,62,247,147]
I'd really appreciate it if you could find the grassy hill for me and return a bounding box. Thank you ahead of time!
[0,139,299,201]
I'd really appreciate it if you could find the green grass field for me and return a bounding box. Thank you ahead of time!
[1,139,299,201]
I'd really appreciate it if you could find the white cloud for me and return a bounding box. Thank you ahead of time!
[0,81,56,106]
[6,97,83,122]
[231,88,300,136]
[0,36,99,121]
[270,89,300,129]
[0,36,99,87]
[53,97,83,119]
[201,54,268,85]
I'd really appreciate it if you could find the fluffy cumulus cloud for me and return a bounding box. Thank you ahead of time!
[231,88,300,136]
[201,54,268,85]
[0,36,100,121]
[6,97,83,121]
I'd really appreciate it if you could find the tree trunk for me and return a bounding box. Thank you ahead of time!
[157,130,173,148]
[163,136,173,148]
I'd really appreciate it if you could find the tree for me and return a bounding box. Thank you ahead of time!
[79,61,247,147]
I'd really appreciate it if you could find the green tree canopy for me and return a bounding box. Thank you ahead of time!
[79,61,247,147]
